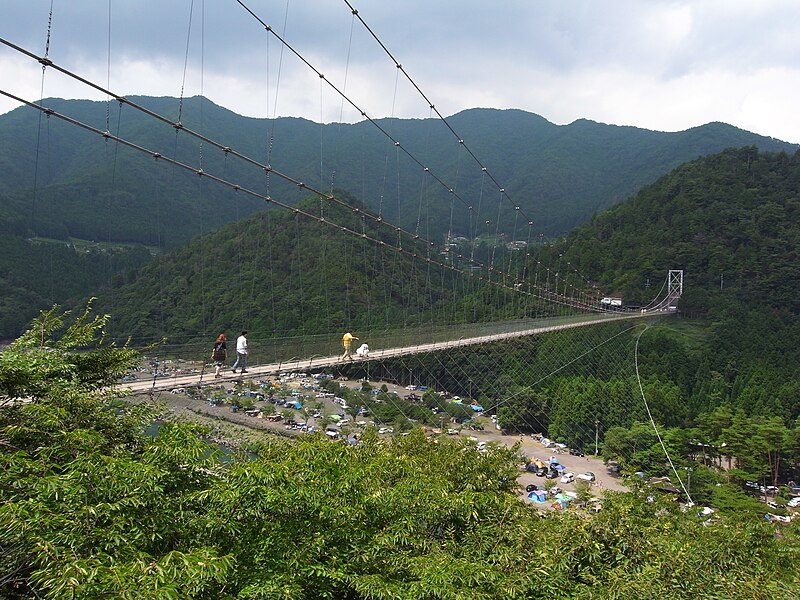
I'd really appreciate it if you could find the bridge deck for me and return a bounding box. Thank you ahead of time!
[120,312,659,394]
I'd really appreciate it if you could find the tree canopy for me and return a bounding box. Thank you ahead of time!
[1,307,798,598]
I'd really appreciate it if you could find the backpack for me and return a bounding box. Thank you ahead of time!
[212,341,227,361]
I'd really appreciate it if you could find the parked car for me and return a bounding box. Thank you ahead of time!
[577,472,596,482]
[525,483,538,493]
[569,447,585,456]
[535,467,548,477]
[560,472,575,484]
[546,470,559,479]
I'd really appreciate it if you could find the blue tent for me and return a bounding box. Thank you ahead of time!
[527,490,548,503]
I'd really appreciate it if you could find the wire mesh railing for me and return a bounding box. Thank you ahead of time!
[123,311,653,388]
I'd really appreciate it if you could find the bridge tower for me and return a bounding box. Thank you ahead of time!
[667,269,683,306]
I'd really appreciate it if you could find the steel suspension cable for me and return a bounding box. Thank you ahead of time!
[0,39,556,305]
[343,2,607,316]
[341,1,536,237]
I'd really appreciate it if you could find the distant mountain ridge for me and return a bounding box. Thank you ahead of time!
[0,96,795,245]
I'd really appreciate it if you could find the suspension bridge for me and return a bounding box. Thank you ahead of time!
[3,3,686,465]
[121,298,679,394]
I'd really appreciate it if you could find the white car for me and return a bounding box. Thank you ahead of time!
[577,472,596,482]
[560,472,575,484]
[787,497,800,508]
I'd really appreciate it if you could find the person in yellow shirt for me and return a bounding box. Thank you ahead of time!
[340,332,358,361]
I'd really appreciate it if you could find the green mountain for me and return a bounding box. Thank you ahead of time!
[561,146,800,313]
[1,96,797,338]
[1,96,795,244]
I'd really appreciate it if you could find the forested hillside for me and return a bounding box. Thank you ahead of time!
[1,96,797,337]
[563,146,800,312]
[0,234,151,340]
[90,193,469,345]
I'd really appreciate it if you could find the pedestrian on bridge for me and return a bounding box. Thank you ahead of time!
[232,330,248,374]
[211,333,227,379]
[340,332,358,361]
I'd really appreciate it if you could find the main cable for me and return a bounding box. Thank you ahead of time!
[0,37,618,314]
[3,90,591,311]
[0,37,503,286]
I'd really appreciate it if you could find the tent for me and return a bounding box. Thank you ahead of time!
[527,490,548,504]
[554,492,572,509]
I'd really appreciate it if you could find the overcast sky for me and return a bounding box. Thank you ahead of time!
[2,0,799,143]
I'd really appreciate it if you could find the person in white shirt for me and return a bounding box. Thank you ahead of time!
[232,330,248,374]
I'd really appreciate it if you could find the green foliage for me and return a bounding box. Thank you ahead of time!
[563,147,800,312]
[0,306,231,597]
[2,308,800,598]
[0,302,139,399]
